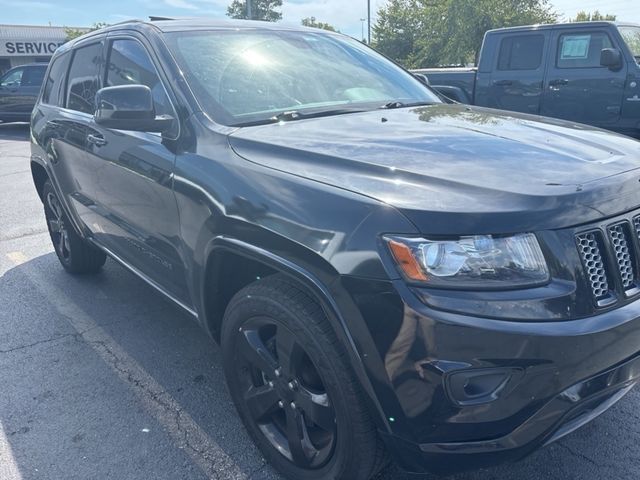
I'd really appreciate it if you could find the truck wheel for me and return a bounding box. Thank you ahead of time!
[221,275,388,480]
[42,180,106,274]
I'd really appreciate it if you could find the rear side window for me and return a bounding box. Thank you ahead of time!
[66,43,103,114]
[21,66,46,87]
[557,32,613,69]
[497,35,545,71]
[105,39,173,116]
[42,53,71,106]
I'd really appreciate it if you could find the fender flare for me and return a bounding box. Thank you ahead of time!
[203,235,392,433]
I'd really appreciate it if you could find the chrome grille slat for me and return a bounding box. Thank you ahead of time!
[576,231,610,300]
[608,223,635,290]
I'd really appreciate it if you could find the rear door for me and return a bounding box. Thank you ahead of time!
[480,32,548,114]
[48,40,106,230]
[541,28,627,126]
[87,34,189,303]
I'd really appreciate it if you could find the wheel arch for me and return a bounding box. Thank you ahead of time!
[201,235,392,434]
[31,159,49,202]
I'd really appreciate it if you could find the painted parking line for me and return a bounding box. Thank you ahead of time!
[7,254,249,480]
[5,252,28,266]
[0,420,23,480]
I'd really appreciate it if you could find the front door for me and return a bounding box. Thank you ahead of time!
[541,29,627,127]
[0,67,25,118]
[88,35,189,304]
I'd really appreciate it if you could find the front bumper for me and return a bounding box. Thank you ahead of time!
[382,353,638,475]
[347,278,640,475]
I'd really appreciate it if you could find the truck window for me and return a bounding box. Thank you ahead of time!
[21,66,46,87]
[497,35,544,71]
[619,26,640,64]
[557,32,613,69]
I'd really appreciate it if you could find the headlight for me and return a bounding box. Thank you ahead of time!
[385,233,549,289]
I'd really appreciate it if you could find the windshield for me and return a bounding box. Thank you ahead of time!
[619,26,640,62]
[164,29,440,126]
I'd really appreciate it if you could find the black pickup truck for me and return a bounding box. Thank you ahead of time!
[414,22,640,137]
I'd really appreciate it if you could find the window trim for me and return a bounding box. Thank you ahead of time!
[496,34,546,72]
[102,33,180,140]
[555,30,616,70]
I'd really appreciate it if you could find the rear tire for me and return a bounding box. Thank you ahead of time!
[42,179,106,274]
[221,275,388,480]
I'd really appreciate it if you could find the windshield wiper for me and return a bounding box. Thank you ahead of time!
[379,101,435,109]
[270,107,367,123]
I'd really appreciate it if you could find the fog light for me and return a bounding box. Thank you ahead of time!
[446,368,521,406]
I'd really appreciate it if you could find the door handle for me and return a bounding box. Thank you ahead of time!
[493,80,513,86]
[87,134,107,147]
[549,79,569,87]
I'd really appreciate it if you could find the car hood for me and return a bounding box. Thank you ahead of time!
[228,105,640,234]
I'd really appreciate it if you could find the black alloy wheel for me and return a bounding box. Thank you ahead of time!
[222,275,388,480]
[45,189,72,262]
[42,180,106,274]
[237,317,336,468]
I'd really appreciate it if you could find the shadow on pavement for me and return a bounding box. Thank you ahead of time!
[0,122,30,142]
[0,252,638,480]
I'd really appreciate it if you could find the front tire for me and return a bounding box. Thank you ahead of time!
[221,275,387,480]
[42,179,106,274]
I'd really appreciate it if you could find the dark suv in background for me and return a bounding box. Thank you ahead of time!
[30,19,640,480]
[0,63,47,123]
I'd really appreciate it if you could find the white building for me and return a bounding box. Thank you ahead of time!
[0,24,87,74]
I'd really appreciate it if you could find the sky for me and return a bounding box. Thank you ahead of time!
[0,0,639,40]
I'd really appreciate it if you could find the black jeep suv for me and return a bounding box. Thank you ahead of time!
[30,19,640,480]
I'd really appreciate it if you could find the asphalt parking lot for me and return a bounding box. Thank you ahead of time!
[1,121,640,480]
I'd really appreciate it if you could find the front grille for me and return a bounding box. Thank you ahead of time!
[576,217,640,307]
[576,232,611,301]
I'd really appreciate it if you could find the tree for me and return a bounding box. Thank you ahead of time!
[227,0,282,22]
[374,0,558,68]
[301,17,337,32]
[572,11,616,22]
[64,22,108,41]
[372,0,423,67]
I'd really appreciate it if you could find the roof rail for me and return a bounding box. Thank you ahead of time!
[149,16,175,21]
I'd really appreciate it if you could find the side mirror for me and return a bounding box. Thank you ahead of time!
[413,73,431,86]
[94,85,173,133]
[600,48,622,70]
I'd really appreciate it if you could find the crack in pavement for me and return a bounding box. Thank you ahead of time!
[87,337,245,479]
[556,442,609,469]
[0,332,77,354]
[0,317,131,355]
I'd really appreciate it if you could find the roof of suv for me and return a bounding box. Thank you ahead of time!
[61,18,334,52]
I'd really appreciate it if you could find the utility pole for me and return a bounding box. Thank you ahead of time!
[360,18,366,42]
[367,0,371,44]
[247,0,252,20]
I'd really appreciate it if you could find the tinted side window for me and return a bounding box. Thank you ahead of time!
[106,39,172,116]
[1,68,24,87]
[497,35,545,71]
[66,43,103,114]
[43,53,71,106]
[21,66,46,87]
[557,32,613,69]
